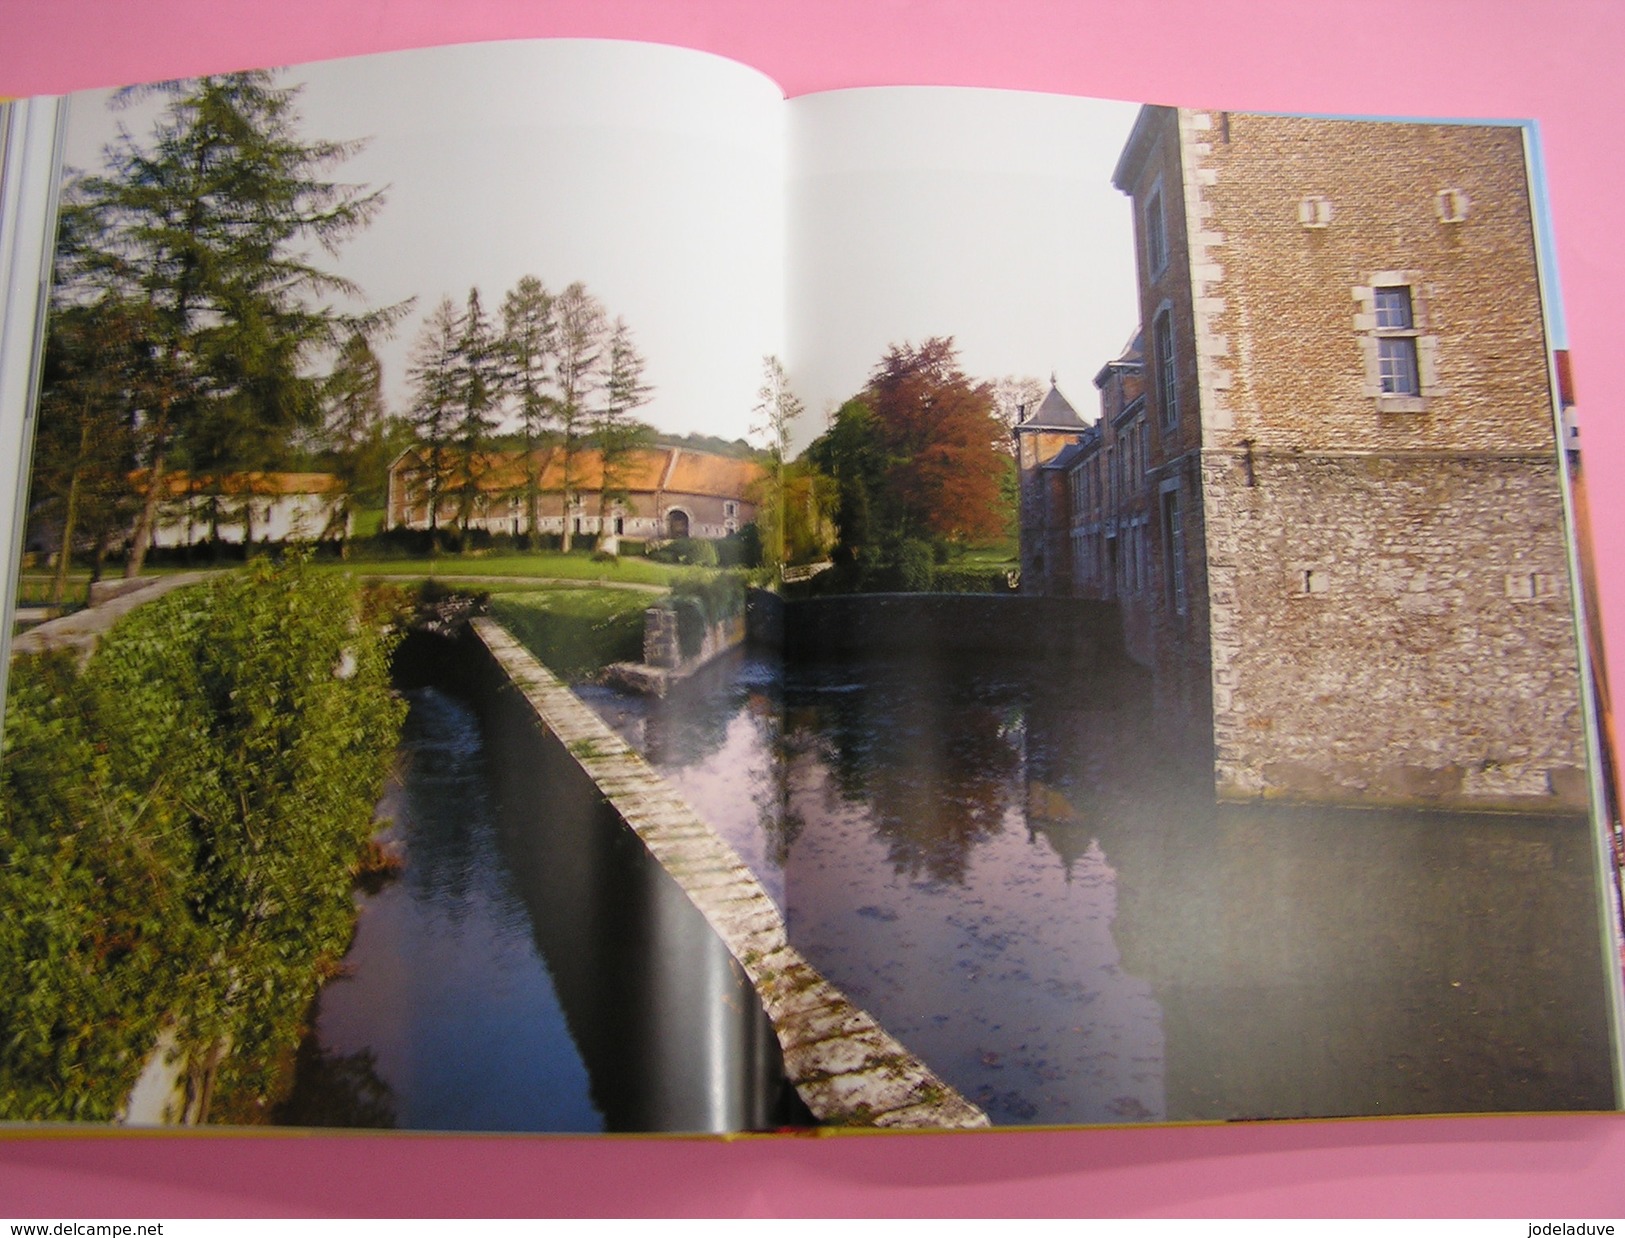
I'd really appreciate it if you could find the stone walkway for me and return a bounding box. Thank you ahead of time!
[472,618,990,1130]
[9,573,209,664]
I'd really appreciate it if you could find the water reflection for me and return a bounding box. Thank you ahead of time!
[581,648,1615,1126]
[286,687,603,1132]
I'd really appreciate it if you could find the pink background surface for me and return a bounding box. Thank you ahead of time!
[2,0,1624,1218]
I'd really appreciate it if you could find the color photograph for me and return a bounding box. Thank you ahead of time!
[2,37,1618,1136]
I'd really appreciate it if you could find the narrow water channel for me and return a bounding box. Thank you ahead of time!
[578,647,1617,1127]
[281,685,603,1132]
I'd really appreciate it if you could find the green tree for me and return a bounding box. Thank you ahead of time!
[59,71,392,575]
[450,287,504,539]
[29,297,146,600]
[500,275,555,540]
[749,355,804,574]
[405,298,462,535]
[551,282,607,552]
[317,330,391,551]
[806,396,889,564]
[596,317,652,552]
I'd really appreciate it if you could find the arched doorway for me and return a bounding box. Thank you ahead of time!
[666,509,690,539]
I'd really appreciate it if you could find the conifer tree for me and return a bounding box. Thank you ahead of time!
[406,298,462,535]
[56,71,392,574]
[30,298,146,600]
[318,330,390,551]
[500,275,555,541]
[551,283,607,552]
[596,317,652,552]
[451,287,504,539]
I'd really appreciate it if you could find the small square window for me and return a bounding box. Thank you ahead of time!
[1374,286,1414,329]
[1378,337,1420,396]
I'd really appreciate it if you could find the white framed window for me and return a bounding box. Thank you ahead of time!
[1153,308,1178,431]
[1374,286,1420,397]
[1356,273,1439,412]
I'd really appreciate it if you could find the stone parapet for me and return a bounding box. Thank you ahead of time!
[471,618,989,1130]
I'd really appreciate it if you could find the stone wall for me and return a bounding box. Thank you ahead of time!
[783,594,1124,667]
[1110,107,1585,810]
[467,620,989,1130]
[1205,452,1586,810]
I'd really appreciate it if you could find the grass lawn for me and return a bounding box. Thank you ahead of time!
[15,551,704,596]
[339,551,699,589]
[954,540,1018,565]
[486,585,652,680]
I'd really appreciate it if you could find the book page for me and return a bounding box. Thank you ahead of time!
[3,37,1621,1138]
[2,38,801,1136]
[748,87,1623,1128]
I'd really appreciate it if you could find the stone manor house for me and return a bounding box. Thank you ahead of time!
[1018,106,1587,813]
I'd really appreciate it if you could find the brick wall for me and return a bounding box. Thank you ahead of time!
[1112,107,1584,810]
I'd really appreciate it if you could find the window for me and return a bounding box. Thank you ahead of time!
[1373,286,1420,397]
[724,501,737,518]
[1161,486,1186,616]
[1358,274,1437,410]
[1153,310,1178,430]
[1145,186,1168,277]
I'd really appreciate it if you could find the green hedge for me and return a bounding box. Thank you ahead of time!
[0,555,405,1121]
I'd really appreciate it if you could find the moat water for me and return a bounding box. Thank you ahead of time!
[578,647,1618,1126]
[285,638,1616,1131]
[281,686,603,1132]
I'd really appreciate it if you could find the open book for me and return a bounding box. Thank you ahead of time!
[1,37,1620,1135]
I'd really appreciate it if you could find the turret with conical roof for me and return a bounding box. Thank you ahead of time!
[1014,376,1091,594]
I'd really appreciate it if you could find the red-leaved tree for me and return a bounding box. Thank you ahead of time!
[865,337,1005,543]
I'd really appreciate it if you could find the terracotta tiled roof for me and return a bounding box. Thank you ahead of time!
[394,445,763,500]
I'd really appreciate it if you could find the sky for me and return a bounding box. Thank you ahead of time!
[59,39,1143,453]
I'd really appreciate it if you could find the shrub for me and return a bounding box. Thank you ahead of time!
[647,537,719,567]
[931,565,1017,594]
[897,539,935,592]
[0,555,406,1120]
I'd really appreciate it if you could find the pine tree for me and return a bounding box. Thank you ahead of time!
[596,317,652,552]
[318,330,389,551]
[405,298,462,535]
[451,287,504,539]
[500,275,555,541]
[58,71,393,574]
[30,297,146,600]
[551,283,607,552]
